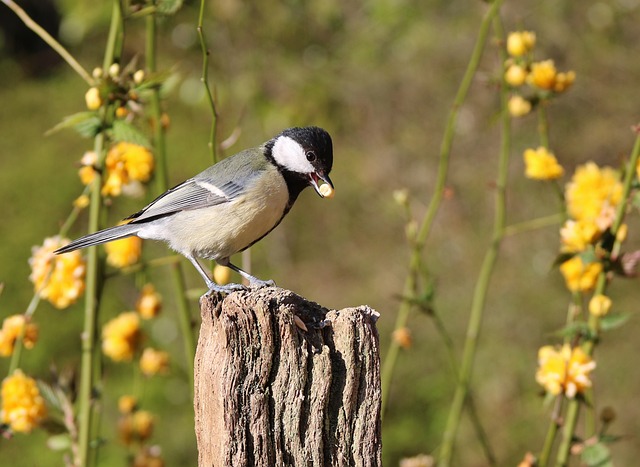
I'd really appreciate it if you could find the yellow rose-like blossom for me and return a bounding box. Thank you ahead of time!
[554,71,576,93]
[136,284,162,319]
[559,219,600,253]
[85,87,102,110]
[508,95,532,117]
[0,315,38,357]
[104,231,142,268]
[528,60,557,90]
[139,348,170,376]
[523,147,564,180]
[118,395,138,414]
[102,143,154,197]
[589,294,612,317]
[565,162,623,224]
[536,344,596,398]
[507,31,536,57]
[1,370,47,433]
[102,312,142,362]
[559,256,602,292]
[505,64,528,87]
[29,236,86,309]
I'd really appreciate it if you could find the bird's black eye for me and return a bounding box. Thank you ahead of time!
[306,151,316,162]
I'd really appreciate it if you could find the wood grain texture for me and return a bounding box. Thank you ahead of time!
[194,287,381,467]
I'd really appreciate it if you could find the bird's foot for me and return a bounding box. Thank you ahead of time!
[204,281,248,296]
[248,278,276,289]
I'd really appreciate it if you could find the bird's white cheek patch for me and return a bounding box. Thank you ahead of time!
[271,136,315,174]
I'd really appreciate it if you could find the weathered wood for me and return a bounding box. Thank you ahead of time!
[194,287,381,467]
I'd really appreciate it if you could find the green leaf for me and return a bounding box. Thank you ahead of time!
[554,321,593,340]
[111,120,151,148]
[156,0,183,15]
[47,433,72,451]
[45,112,102,138]
[599,313,631,332]
[36,380,63,413]
[581,442,612,467]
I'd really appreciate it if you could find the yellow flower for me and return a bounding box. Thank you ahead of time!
[554,71,576,93]
[508,95,532,117]
[505,64,528,87]
[523,147,564,180]
[1,370,47,433]
[119,410,155,445]
[73,194,90,209]
[616,223,628,243]
[559,219,600,253]
[102,143,154,197]
[136,284,162,319]
[392,327,412,349]
[0,315,38,357]
[139,348,170,376]
[589,294,612,317]
[118,395,138,414]
[213,265,232,286]
[29,236,86,309]
[565,162,623,224]
[102,312,142,362]
[507,31,536,57]
[85,87,102,110]
[529,60,557,90]
[536,344,595,398]
[559,256,602,292]
[105,231,142,268]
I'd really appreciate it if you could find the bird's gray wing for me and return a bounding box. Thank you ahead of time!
[126,178,244,223]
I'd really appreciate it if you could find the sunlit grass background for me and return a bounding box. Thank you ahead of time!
[1,1,640,465]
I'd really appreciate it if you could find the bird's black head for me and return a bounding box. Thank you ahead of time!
[267,126,334,198]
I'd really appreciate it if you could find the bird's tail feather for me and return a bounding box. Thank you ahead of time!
[54,223,140,254]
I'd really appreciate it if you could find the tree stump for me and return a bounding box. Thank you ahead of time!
[194,287,382,467]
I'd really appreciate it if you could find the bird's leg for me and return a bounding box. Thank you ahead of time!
[185,254,246,293]
[219,258,276,289]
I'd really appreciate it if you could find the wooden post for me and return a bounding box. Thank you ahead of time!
[194,287,382,467]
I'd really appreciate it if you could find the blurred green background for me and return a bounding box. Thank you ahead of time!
[1,0,640,465]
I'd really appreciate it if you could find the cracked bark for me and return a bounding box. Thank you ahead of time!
[194,287,381,467]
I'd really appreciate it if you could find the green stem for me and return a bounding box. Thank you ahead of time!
[438,11,510,465]
[145,9,195,394]
[0,0,93,84]
[77,2,122,465]
[197,0,219,163]
[555,132,640,466]
[538,396,563,467]
[503,213,564,237]
[538,102,550,149]
[380,0,504,419]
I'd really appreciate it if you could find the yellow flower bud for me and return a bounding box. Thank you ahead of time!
[392,327,412,349]
[529,60,558,90]
[508,95,532,117]
[139,348,170,377]
[507,31,536,57]
[554,70,576,93]
[616,224,628,243]
[213,265,232,286]
[133,69,145,84]
[115,107,128,119]
[118,395,138,414]
[136,284,162,319]
[92,67,103,79]
[523,147,564,180]
[109,63,120,78]
[589,294,612,317]
[504,64,528,87]
[85,87,102,110]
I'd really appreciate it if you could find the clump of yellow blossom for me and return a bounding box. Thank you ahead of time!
[1,370,47,433]
[565,162,623,225]
[523,147,564,180]
[528,60,576,93]
[559,256,602,292]
[104,231,142,268]
[29,236,86,309]
[136,284,162,319]
[119,410,155,444]
[589,294,612,317]
[392,327,412,349]
[508,95,532,117]
[0,315,38,357]
[536,344,596,398]
[559,220,600,253]
[102,142,154,197]
[102,312,142,362]
[118,395,138,414]
[507,31,536,57]
[139,348,170,377]
[85,87,102,110]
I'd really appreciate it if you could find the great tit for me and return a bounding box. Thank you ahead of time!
[55,126,334,293]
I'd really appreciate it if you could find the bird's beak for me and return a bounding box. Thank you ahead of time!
[309,172,334,198]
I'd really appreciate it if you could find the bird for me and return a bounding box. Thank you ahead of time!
[55,126,334,293]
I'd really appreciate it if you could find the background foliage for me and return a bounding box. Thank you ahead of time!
[1,0,639,465]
